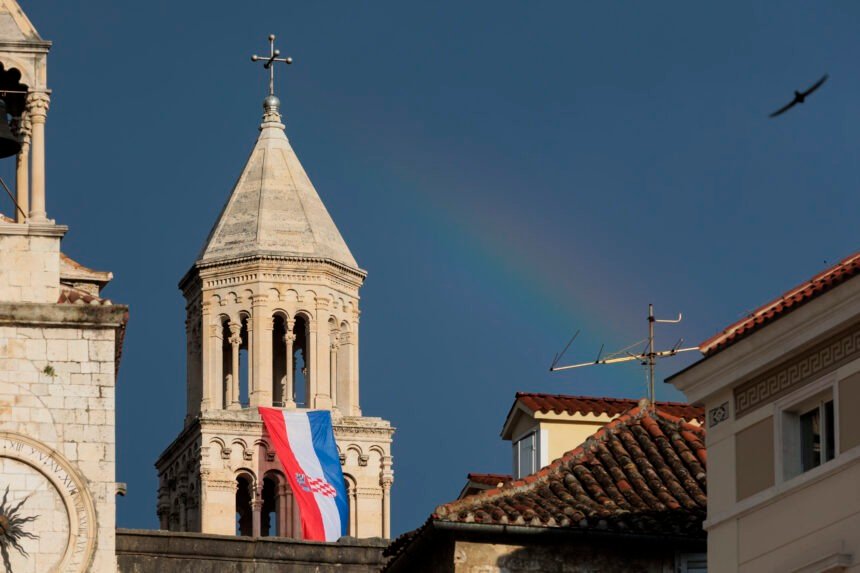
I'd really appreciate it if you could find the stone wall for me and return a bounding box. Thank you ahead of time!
[0,302,126,572]
[116,528,388,573]
[0,226,63,303]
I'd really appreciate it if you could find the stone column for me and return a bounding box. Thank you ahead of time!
[25,92,49,222]
[352,313,362,416]
[313,299,331,409]
[212,323,224,410]
[251,296,272,406]
[246,316,254,401]
[228,322,242,409]
[308,317,320,408]
[284,319,296,408]
[329,332,340,410]
[285,488,294,538]
[277,484,288,537]
[381,455,394,538]
[381,478,392,539]
[14,113,30,223]
[200,302,212,411]
[251,492,262,537]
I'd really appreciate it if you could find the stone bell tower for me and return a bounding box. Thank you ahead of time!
[0,2,128,572]
[155,37,394,540]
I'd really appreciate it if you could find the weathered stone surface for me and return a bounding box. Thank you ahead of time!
[116,529,388,573]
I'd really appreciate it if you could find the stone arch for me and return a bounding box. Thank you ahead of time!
[268,287,281,302]
[234,469,256,536]
[291,311,312,406]
[345,444,363,467]
[271,310,289,405]
[342,473,358,536]
[284,289,299,302]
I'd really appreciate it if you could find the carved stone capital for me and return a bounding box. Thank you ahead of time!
[11,113,31,142]
[284,333,297,344]
[25,92,50,121]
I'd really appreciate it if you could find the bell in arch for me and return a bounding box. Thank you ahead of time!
[0,98,20,159]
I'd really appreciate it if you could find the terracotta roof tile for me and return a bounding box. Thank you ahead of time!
[435,405,706,537]
[515,392,704,423]
[701,251,860,356]
[57,286,112,306]
[466,473,513,487]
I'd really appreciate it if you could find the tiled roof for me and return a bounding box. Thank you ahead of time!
[514,393,704,423]
[466,473,513,487]
[701,250,860,356]
[436,404,706,536]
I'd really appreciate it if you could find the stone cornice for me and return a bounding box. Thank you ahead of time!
[0,221,67,237]
[0,302,127,328]
[179,254,367,291]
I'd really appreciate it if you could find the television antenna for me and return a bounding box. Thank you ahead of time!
[549,304,698,404]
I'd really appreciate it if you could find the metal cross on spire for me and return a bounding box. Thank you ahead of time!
[251,34,293,98]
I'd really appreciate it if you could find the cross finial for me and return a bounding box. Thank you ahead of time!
[251,34,293,118]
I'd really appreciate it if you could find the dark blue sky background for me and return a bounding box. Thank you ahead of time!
[14,1,860,536]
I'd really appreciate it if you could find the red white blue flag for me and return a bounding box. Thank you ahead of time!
[258,407,348,541]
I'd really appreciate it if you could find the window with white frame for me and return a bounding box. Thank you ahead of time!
[514,431,537,478]
[781,386,836,480]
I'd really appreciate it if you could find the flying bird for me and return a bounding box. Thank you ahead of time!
[769,74,829,118]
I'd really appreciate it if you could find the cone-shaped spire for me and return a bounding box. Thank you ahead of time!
[198,99,358,270]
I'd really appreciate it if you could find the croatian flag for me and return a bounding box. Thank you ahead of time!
[258,407,348,542]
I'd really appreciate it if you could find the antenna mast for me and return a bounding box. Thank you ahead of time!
[550,304,697,404]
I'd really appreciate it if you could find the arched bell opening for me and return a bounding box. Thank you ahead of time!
[260,475,277,537]
[272,314,287,405]
[220,318,232,409]
[235,473,254,536]
[238,314,250,407]
[292,314,310,407]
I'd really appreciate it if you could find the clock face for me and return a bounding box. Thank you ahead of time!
[0,433,96,573]
[0,457,68,573]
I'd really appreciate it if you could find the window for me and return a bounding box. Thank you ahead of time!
[799,399,835,472]
[676,553,707,572]
[781,387,837,480]
[514,432,537,478]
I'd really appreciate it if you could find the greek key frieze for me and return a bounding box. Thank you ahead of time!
[734,322,860,417]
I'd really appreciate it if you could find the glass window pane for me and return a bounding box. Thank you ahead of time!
[825,400,835,462]
[800,408,821,472]
[517,433,535,478]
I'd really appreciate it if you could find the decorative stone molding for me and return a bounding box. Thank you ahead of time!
[708,402,730,427]
[358,454,369,467]
[243,449,253,461]
[734,321,860,417]
[220,447,232,460]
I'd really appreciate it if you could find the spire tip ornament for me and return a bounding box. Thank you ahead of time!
[251,33,293,122]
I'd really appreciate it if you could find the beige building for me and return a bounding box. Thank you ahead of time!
[668,251,860,572]
[155,77,394,540]
[0,2,128,572]
[500,392,702,479]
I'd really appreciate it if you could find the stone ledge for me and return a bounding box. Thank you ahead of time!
[116,529,387,572]
[0,301,127,327]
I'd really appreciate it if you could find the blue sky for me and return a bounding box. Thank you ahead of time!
[16,1,860,535]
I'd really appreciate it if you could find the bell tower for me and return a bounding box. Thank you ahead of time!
[0,2,128,572]
[156,36,394,540]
